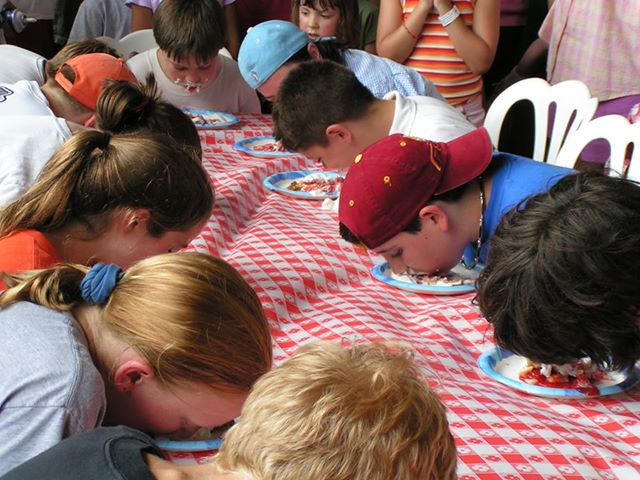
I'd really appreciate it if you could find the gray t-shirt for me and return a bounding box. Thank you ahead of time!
[0,302,106,475]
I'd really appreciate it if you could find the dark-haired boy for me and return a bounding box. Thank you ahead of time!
[338,128,574,275]
[272,59,473,169]
[476,172,640,370]
[127,0,259,113]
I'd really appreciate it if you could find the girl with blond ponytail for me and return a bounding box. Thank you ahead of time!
[0,252,273,476]
[0,129,213,278]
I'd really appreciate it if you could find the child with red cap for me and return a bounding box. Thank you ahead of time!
[338,127,574,275]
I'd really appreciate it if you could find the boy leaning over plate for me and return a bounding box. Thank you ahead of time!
[476,172,640,371]
[126,0,259,113]
[338,128,573,275]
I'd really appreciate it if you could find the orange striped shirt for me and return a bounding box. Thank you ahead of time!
[402,0,482,105]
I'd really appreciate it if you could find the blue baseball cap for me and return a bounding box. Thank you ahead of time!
[238,20,310,89]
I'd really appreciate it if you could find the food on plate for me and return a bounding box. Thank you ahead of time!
[188,112,229,125]
[251,140,286,152]
[284,173,343,195]
[390,269,475,286]
[518,358,609,396]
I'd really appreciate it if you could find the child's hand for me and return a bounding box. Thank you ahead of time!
[416,0,435,13]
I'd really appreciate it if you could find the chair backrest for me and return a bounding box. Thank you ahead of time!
[554,114,640,179]
[118,29,157,59]
[484,78,598,164]
[95,35,124,57]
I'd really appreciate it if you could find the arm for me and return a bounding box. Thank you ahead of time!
[224,3,240,59]
[376,0,433,64]
[129,4,153,32]
[433,0,500,75]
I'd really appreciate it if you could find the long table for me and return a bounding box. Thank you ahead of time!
[186,114,640,479]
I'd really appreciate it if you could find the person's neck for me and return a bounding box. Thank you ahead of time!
[145,453,238,480]
[45,224,103,265]
[345,98,396,148]
[40,82,91,125]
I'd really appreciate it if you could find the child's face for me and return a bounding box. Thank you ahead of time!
[110,379,248,438]
[299,133,363,169]
[96,216,207,269]
[259,63,297,102]
[372,219,466,276]
[158,50,219,94]
[298,2,340,39]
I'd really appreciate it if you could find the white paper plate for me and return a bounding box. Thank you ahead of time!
[234,136,296,158]
[478,347,640,398]
[263,170,343,200]
[370,262,480,295]
[184,109,239,129]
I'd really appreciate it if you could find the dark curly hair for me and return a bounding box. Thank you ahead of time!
[475,172,640,370]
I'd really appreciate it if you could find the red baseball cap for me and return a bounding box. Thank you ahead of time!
[54,53,136,111]
[338,128,494,249]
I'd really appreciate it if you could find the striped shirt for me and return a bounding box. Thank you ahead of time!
[402,0,482,105]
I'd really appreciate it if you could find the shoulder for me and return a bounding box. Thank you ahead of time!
[126,48,157,80]
[0,230,61,271]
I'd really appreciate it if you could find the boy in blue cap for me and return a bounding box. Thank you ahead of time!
[238,19,442,102]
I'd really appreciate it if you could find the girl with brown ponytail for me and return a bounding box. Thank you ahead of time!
[0,128,213,277]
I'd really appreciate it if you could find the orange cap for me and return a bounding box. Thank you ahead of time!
[54,53,136,111]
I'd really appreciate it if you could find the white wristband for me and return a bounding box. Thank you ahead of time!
[439,5,460,27]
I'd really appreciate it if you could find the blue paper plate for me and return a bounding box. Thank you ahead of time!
[184,109,239,129]
[478,347,640,398]
[263,170,343,200]
[154,436,222,452]
[370,262,480,295]
[234,135,296,158]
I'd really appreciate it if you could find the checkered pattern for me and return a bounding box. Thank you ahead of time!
[182,115,640,479]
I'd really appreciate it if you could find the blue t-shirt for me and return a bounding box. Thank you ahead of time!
[462,152,574,266]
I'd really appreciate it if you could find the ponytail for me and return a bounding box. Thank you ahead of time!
[95,74,201,158]
[0,130,213,237]
[0,264,89,310]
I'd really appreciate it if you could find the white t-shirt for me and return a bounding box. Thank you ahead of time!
[127,48,260,113]
[0,45,46,85]
[386,91,475,141]
[0,115,72,205]
[0,80,54,117]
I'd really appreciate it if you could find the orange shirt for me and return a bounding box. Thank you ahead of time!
[402,0,482,105]
[0,230,61,289]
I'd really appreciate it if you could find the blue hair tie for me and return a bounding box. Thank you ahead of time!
[80,263,123,304]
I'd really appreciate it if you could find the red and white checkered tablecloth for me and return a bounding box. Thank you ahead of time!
[184,114,640,479]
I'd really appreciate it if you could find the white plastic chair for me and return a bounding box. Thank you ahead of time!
[95,35,124,57]
[484,78,598,164]
[118,28,157,59]
[554,114,640,179]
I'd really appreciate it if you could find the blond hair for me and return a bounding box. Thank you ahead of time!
[45,39,121,80]
[217,341,457,479]
[0,129,212,238]
[0,252,272,390]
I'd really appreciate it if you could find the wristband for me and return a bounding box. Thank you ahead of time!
[439,5,460,27]
[402,20,419,40]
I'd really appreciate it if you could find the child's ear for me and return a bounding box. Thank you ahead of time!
[418,204,449,232]
[325,124,352,143]
[120,208,152,232]
[83,114,96,128]
[112,360,154,392]
[307,42,321,60]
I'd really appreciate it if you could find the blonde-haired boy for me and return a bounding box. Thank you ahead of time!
[1,342,457,480]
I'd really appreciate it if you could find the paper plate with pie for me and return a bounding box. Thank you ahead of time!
[370,262,480,295]
[478,347,640,398]
[263,170,343,200]
[234,135,296,158]
[184,108,239,129]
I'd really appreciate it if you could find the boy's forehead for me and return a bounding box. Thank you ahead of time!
[168,52,217,67]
